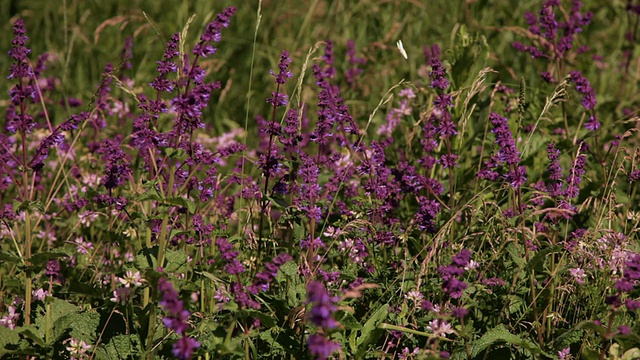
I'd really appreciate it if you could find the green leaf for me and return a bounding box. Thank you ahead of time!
[29,251,69,271]
[287,282,306,308]
[449,26,489,90]
[258,328,284,352]
[64,311,100,344]
[19,325,46,347]
[0,251,22,265]
[293,223,305,242]
[507,295,525,316]
[278,261,298,280]
[163,148,186,159]
[135,187,163,202]
[35,298,80,344]
[356,304,389,356]
[136,246,158,270]
[0,324,21,356]
[13,200,44,213]
[68,278,103,297]
[525,245,560,273]
[165,196,196,214]
[246,310,277,329]
[197,271,225,284]
[266,195,289,209]
[103,334,142,359]
[505,243,525,268]
[469,324,552,358]
[274,328,303,358]
[554,327,584,349]
[576,320,607,337]
[165,249,188,273]
[335,310,362,330]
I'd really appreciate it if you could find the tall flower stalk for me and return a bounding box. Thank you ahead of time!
[258,50,293,254]
[6,18,38,327]
[131,7,237,357]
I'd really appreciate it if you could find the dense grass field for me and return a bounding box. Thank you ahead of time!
[1,0,640,359]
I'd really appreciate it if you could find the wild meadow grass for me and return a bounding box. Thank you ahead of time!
[1,0,640,359]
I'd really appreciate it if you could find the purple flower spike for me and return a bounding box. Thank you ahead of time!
[270,50,293,85]
[307,333,340,360]
[516,0,592,59]
[193,7,237,58]
[346,39,366,87]
[172,336,200,360]
[306,281,338,329]
[439,249,473,299]
[6,19,38,135]
[429,57,450,90]
[8,19,33,79]
[545,142,564,197]
[569,71,597,113]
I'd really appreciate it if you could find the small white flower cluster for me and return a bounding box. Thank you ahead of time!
[64,338,92,360]
[110,270,145,304]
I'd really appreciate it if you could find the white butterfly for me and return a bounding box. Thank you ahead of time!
[396,40,408,60]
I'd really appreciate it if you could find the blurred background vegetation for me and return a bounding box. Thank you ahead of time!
[0,0,637,136]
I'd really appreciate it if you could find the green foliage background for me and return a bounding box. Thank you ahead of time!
[2,0,632,134]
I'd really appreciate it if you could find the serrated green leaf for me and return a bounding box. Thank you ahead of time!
[0,324,22,356]
[507,295,525,316]
[35,298,80,344]
[104,334,141,359]
[279,261,298,279]
[0,251,22,265]
[287,282,305,308]
[135,246,158,270]
[554,327,584,349]
[469,324,551,358]
[258,328,284,352]
[46,297,80,322]
[67,312,101,343]
[19,325,46,347]
[505,243,525,268]
[165,249,188,273]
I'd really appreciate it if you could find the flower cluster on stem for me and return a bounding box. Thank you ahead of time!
[306,281,341,359]
[478,112,527,190]
[158,277,200,360]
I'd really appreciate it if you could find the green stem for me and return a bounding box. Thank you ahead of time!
[379,323,432,337]
[145,305,157,360]
[24,207,32,326]
[146,164,174,358]
[516,180,543,347]
[598,310,616,360]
